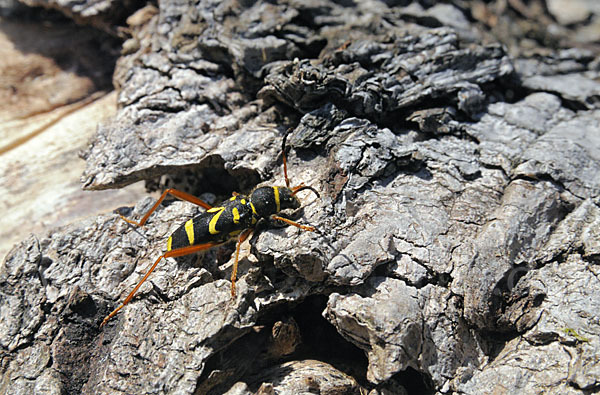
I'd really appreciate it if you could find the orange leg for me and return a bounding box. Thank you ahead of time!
[271,215,316,232]
[100,241,221,327]
[230,228,253,297]
[121,188,213,227]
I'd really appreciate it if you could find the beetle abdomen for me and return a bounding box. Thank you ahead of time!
[167,196,254,251]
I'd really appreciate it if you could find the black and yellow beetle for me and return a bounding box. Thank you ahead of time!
[101,132,319,327]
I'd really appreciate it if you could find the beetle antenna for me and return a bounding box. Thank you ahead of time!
[283,130,320,199]
[292,185,320,199]
[282,129,292,188]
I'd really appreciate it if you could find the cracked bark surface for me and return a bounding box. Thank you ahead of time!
[2,1,600,394]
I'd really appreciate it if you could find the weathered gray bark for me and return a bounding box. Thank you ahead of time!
[2,1,600,394]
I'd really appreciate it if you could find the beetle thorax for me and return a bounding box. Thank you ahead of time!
[250,186,301,218]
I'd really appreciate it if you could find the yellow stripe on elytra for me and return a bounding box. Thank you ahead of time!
[232,207,240,224]
[230,196,236,201]
[185,219,195,245]
[207,206,224,213]
[273,186,280,212]
[209,207,225,235]
[167,236,173,251]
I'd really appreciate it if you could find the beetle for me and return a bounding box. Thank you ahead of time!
[100,131,319,327]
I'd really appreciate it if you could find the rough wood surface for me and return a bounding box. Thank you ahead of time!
[2,1,600,394]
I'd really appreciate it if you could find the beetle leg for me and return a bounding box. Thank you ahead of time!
[271,215,316,232]
[100,241,221,327]
[121,188,213,227]
[230,228,253,297]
